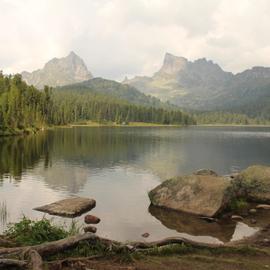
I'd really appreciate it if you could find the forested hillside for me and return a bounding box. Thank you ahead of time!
[193,111,270,125]
[50,91,194,125]
[57,77,176,110]
[0,74,194,135]
[0,72,51,134]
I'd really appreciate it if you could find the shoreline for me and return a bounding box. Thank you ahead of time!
[2,122,270,137]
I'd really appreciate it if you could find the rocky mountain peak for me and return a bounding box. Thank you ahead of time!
[156,53,188,76]
[22,52,93,89]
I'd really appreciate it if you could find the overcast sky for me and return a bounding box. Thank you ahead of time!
[1,0,270,80]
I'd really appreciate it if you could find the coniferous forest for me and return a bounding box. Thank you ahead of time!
[0,73,195,134]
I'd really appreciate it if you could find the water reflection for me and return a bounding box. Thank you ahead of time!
[149,205,236,242]
[0,201,8,228]
[0,126,270,241]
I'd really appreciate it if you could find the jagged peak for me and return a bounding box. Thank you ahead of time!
[156,52,188,76]
[164,52,188,62]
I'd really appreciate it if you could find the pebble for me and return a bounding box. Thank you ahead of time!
[249,208,257,214]
[231,215,244,221]
[250,218,257,224]
[84,226,97,233]
[142,232,150,238]
[84,215,101,224]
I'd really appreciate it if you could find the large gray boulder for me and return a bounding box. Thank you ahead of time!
[149,173,231,217]
[234,165,270,203]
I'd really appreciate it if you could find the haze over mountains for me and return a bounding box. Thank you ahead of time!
[20,51,270,119]
[22,52,93,89]
[124,53,270,114]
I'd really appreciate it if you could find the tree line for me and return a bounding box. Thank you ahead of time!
[0,73,195,133]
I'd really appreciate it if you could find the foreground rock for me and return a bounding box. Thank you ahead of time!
[34,197,96,217]
[256,204,270,210]
[84,226,97,233]
[234,165,270,203]
[84,215,100,224]
[148,174,231,217]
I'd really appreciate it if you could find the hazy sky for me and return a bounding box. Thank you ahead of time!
[1,0,270,80]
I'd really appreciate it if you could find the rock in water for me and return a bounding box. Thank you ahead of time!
[234,165,270,203]
[34,197,96,217]
[249,208,257,214]
[84,226,97,233]
[148,174,231,217]
[194,169,218,176]
[231,215,244,221]
[142,233,150,238]
[256,204,270,210]
[84,215,100,224]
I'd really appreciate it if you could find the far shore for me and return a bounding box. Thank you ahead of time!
[195,124,270,127]
[2,122,270,137]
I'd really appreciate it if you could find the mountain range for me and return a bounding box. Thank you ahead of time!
[123,53,270,115]
[21,51,270,119]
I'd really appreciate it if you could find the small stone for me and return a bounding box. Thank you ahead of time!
[250,218,257,224]
[84,226,97,233]
[256,204,270,210]
[84,215,100,224]
[142,232,150,238]
[194,169,218,176]
[231,215,244,221]
[249,208,257,214]
[199,216,218,223]
[263,238,269,243]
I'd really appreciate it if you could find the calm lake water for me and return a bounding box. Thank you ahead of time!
[1,126,270,243]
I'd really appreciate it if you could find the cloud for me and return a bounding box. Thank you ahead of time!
[0,0,270,80]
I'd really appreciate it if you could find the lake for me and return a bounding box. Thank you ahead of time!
[1,126,270,243]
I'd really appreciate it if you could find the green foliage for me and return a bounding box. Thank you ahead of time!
[140,243,194,257]
[0,73,195,133]
[228,198,248,211]
[193,111,269,125]
[50,90,195,126]
[4,216,71,245]
[0,72,52,133]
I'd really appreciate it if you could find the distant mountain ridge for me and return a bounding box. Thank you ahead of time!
[55,77,177,110]
[123,53,270,114]
[22,51,93,89]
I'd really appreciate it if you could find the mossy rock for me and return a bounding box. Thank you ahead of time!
[234,165,270,203]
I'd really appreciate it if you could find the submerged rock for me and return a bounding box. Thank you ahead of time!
[194,169,218,176]
[234,165,270,203]
[34,197,96,218]
[148,173,231,217]
[231,215,244,221]
[84,215,101,224]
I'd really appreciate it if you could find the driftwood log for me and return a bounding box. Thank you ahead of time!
[0,233,223,269]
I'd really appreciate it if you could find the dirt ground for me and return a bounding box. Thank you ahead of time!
[49,226,270,270]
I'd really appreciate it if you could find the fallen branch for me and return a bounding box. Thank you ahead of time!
[28,250,43,270]
[0,258,27,268]
[0,233,225,269]
[0,237,15,247]
[0,233,96,257]
[128,237,223,250]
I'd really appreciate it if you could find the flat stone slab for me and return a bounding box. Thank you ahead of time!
[34,197,96,218]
